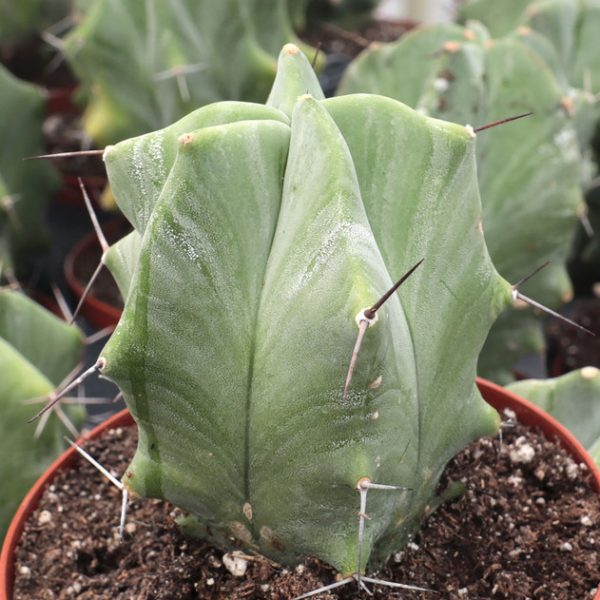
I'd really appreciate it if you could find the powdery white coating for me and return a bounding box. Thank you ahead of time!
[129,132,168,229]
[285,217,375,300]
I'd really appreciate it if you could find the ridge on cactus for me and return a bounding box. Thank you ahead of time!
[88,43,514,574]
[0,290,84,539]
[337,22,586,383]
[62,0,322,146]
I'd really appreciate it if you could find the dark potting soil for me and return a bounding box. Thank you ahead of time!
[546,297,600,375]
[13,418,600,599]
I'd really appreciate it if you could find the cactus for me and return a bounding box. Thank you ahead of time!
[0,290,84,538]
[337,23,585,382]
[460,0,600,180]
[62,0,322,146]
[460,0,600,94]
[89,44,514,574]
[458,0,533,37]
[507,367,600,465]
[0,65,58,277]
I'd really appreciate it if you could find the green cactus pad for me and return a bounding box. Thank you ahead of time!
[0,290,84,538]
[337,23,584,382]
[508,367,600,465]
[101,45,509,573]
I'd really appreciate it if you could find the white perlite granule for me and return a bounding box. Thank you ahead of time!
[509,437,535,464]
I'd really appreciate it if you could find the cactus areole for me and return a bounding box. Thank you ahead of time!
[99,44,511,574]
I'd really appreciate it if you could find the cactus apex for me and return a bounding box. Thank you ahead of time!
[282,43,300,56]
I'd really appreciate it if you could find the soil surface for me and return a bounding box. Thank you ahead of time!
[12,415,600,599]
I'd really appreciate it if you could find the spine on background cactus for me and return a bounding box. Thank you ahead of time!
[507,367,600,466]
[0,65,58,277]
[63,0,322,146]
[337,22,586,382]
[0,290,84,538]
[97,44,512,573]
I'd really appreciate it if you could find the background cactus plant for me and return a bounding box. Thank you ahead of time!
[0,0,70,46]
[459,0,600,182]
[0,65,58,278]
[0,289,84,539]
[62,0,322,146]
[337,22,586,382]
[93,44,514,574]
[508,367,600,465]
[459,0,600,96]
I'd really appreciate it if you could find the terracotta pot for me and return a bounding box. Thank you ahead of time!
[2,382,599,599]
[64,223,125,329]
[0,409,133,600]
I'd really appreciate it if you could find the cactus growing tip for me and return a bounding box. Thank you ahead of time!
[283,43,300,55]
